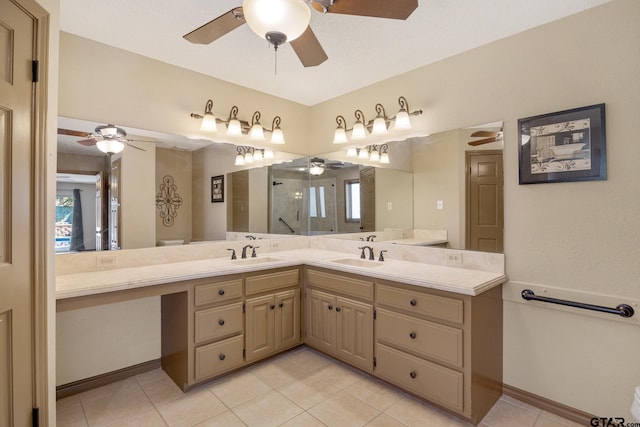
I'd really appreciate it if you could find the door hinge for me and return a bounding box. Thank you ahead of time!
[31,60,39,83]
[373,309,376,320]
[242,349,246,359]
[373,357,377,369]
[242,303,245,313]
[32,407,39,427]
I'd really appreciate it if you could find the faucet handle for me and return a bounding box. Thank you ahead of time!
[357,246,366,259]
[251,246,260,258]
[227,248,237,260]
[378,250,388,262]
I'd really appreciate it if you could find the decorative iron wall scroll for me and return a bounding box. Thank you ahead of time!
[156,175,183,226]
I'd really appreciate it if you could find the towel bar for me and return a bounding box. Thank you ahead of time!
[521,289,634,318]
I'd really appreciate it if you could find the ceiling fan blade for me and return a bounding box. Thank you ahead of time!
[290,26,328,67]
[468,136,499,146]
[470,130,499,138]
[183,8,245,45]
[76,138,98,146]
[326,0,418,20]
[58,128,90,138]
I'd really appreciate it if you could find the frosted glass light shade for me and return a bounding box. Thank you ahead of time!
[371,116,388,135]
[358,148,369,159]
[351,122,367,140]
[370,148,380,162]
[264,148,274,158]
[244,151,254,163]
[200,112,218,132]
[346,147,357,157]
[309,165,324,175]
[393,110,411,130]
[380,152,390,164]
[333,128,348,144]
[253,149,264,161]
[243,0,310,42]
[270,128,285,144]
[235,154,245,166]
[227,118,242,136]
[249,124,265,140]
[96,139,124,154]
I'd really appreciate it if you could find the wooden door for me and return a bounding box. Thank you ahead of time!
[305,289,335,353]
[274,289,300,351]
[245,295,275,362]
[359,167,375,232]
[335,297,373,371]
[466,151,503,252]
[0,0,39,424]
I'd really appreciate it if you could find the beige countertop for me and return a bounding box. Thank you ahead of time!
[56,248,506,299]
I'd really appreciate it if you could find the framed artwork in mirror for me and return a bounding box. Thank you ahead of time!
[518,103,606,184]
[211,175,224,203]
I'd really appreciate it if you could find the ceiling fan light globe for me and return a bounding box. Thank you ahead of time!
[200,112,218,132]
[96,139,124,154]
[333,127,348,144]
[309,164,324,175]
[243,0,311,43]
[393,110,412,130]
[226,119,242,136]
[270,128,285,144]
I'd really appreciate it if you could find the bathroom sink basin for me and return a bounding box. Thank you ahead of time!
[230,256,284,265]
[330,258,384,268]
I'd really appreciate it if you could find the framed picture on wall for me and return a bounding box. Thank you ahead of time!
[518,103,606,184]
[211,175,224,203]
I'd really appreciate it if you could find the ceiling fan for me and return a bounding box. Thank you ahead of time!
[57,124,154,154]
[183,0,419,67]
[309,157,345,175]
[467,130,504,146]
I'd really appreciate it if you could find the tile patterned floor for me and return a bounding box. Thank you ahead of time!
[56,346,582,427]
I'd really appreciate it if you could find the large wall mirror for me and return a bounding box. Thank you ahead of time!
[57,116,503,254]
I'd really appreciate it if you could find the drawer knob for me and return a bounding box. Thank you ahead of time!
[218,289,225,296]
[328,305,333,310]
[410,371,417,379]
[279,303,284,308]
[336,306,342,312]
[270,304,275,310]
[409,332,417,339]
[410,299,417,307]
[219,353,226,361]
[219,319,225,326]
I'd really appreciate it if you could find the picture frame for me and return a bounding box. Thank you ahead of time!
[518,103,606,185]
[211,175,224,203]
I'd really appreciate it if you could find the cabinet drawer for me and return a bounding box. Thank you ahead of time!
[246,269,299,296]
[307,269,373,301]
[194,302,243,344]
[195,279,242,306]
[195,335,244,380]
[376,343,463,412]
[376,308,463,368]
[376,284,463,324]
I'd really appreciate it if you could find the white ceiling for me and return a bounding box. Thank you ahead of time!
[59,0,610,106]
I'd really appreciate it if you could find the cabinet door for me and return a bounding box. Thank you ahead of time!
[305,289,336,353]
[336,297,373,371]
[245,294,275,362]
[275,289,300,351]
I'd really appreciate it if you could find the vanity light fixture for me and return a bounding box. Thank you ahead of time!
[348,143,390,164]
[234,145,274,167]
[190,99,286,143]
[331,96,422,144]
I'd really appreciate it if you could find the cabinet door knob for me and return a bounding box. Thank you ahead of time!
[278,303,284,308]
[410,371,417,379]
[410,299,417,307]
[219,319,225,326]
[219,353,226,361]
[409,332,416,339]
[270,304,275,310]
[218,289,225,296]
[336,307,342,312]
[328,305,333,310]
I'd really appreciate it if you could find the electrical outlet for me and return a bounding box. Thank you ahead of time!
[270,242,280,249]
[96,254,117,268]
[445,250,463,265]
[437,200,444,210]
[387,202,393,210]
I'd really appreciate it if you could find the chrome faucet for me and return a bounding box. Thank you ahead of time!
[366,235,377,242]
[251,246,259,258]
[241,245,253,259]
[227,248,237,260]
[378,250,388,261]
[358,246,375,260]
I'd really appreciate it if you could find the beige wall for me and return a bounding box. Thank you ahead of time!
[375,168,413,231]
[53,0,640,418]
[308,0,640,418]
[156,148,193,244]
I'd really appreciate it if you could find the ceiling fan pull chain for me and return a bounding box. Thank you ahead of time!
[274,44,278,76]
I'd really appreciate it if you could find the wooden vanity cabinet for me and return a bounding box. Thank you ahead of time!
[304,268,374,371]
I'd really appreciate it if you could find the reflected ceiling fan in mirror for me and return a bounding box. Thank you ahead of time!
[183,0,419,68]
[57,124,156,154]
[467,130,504,146]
